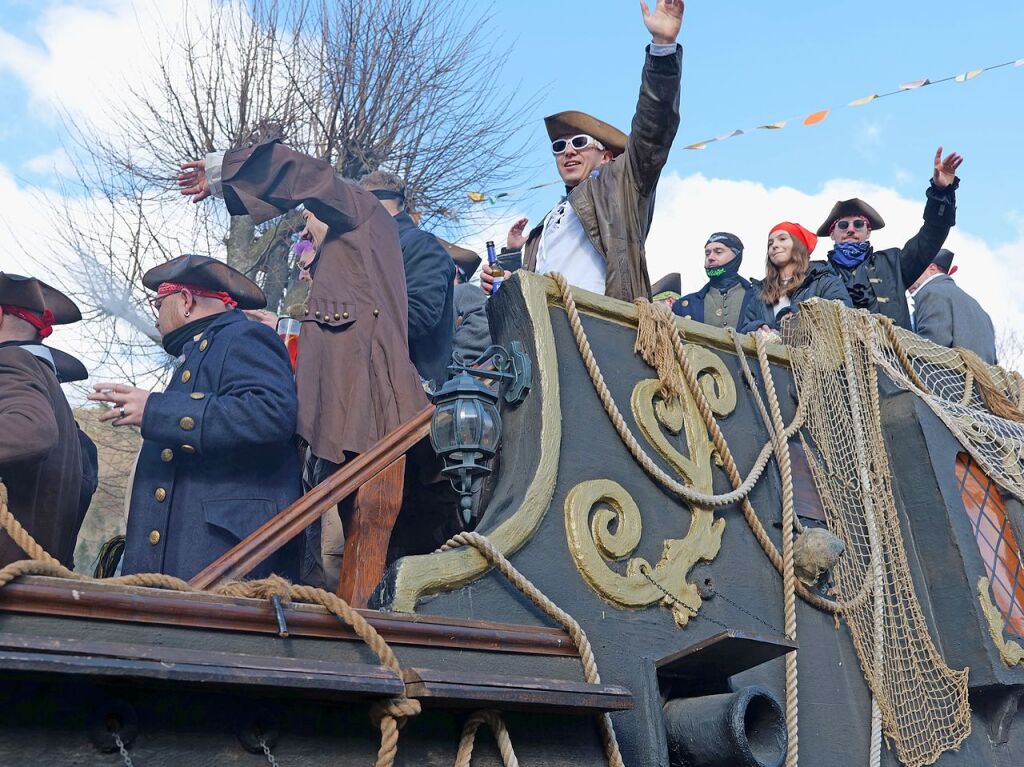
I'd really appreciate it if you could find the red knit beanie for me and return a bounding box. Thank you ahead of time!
[770,222,818,255]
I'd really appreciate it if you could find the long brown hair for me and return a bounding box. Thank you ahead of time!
[760,236,810,305]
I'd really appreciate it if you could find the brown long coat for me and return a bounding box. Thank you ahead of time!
[219,141,428,463]
[0,346,83,567]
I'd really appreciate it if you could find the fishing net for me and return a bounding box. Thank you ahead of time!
[781,300,981,767]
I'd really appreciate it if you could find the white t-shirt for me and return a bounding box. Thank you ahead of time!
[535,199,607,295]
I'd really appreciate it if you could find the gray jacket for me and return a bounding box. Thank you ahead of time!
[453,282,491,363]
[519,46,683,302]
[912,274,997,364]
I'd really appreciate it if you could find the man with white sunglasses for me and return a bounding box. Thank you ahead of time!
[481,0,684,302]
[816,147,964,330]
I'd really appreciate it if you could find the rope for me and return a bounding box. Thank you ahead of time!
[439,531,625,767]
[754,332,800,767]
[959,346,1024,423]
[0,484,419,767]
[453,709,520,767]
[549,273,842,615]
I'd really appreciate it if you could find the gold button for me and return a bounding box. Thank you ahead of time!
[181,370,191,383]
[179,416,195,431]
[314,311,321,318]
[682,300,689,307]
[160,449,173,462]
[181,444,196,454]
[877,297,890,303]
[333,312,340,320]
[342,311,349,319]
[372,309,380,317]
[149,530,161,545]
[715,308,723,317]
[154,488,167,502]
[190,392,205,400]
[199,339,209,351]
[304,309,309,316]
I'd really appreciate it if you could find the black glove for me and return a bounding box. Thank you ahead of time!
[846,281,877,309]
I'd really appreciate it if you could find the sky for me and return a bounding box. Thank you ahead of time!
[1,0,1023,366]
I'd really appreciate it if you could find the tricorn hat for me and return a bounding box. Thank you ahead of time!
[438,239,482,281]
[142,254,266,310]
[47,347,88,383]
[816,198,886,237]
[544,111,628,157]
[0,273,81,324]
[651,272,682,297]
[932,249,955,273]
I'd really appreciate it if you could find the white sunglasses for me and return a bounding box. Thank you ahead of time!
[551,134,606,155]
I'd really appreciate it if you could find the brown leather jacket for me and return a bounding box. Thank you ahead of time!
[219,142,428,463]
[523,45,683,302]
[0,346,83,567]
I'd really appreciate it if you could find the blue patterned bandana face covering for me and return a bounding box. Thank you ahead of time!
[831,240,871,269]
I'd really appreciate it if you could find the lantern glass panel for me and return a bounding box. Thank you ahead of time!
[432,402,458,451]
[455,398,484,447]
[479,403,500,451]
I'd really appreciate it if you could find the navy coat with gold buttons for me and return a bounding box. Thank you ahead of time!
[122,309,301,581]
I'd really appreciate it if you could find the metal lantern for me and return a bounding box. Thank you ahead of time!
[429,342,532,524]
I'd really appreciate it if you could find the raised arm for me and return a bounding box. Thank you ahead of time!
[178,140,379,233]
[628,0,684,197]
[899,148,963,287]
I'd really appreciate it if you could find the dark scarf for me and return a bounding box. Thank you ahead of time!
[706,254,743,292]
[831,241,871,269]
[162,314,221,358]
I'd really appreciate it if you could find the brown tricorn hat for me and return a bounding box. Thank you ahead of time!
[0,273,81,324]
[544,111,628,157]
[651,272,682,297]
[816,198,886,237]
[142,254,266,310]
[438,239,482,281]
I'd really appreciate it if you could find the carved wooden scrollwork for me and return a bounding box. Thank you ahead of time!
[564,346,737,626]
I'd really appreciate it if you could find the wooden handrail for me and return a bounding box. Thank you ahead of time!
[189,405,435,590]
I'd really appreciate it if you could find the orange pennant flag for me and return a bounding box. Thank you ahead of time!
[900,79,930,90]
[684,142,709,150]
[848,94,878,107]
[803,110,829,126]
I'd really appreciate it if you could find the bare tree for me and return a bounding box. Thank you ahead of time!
[61,0,535,331]
[997,328,1024,374]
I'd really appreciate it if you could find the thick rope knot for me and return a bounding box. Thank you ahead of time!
[633,297,687,403]
[215,573,293,605]
[369,696,422,729]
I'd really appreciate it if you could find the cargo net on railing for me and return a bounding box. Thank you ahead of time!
[781,300,973,767]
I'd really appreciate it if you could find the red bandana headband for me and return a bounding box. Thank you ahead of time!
[1,305,55,339]
[157,281,238,309]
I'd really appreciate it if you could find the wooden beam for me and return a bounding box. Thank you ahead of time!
[0,576,578,657]
[190,405,434,590]
[337,456,406,607]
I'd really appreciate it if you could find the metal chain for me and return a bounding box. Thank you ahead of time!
[639,567,782,634]
[112,732,135,767]
[259,737,281,767]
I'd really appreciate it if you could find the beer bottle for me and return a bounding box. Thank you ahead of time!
[486,241,504,294]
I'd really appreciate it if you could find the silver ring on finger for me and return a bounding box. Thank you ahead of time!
[119,406,126,418]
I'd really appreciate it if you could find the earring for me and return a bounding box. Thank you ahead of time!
[184,310,191,318]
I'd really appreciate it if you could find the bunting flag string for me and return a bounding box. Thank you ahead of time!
[467,179,562,205]
[682,56,1024,151]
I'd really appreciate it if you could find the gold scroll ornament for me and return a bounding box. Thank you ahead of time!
[564,346,737,626]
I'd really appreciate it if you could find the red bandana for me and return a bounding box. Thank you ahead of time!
[157,282,238,309]
[1,305,55,339]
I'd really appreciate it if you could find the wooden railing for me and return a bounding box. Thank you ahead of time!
[190,405,435,606]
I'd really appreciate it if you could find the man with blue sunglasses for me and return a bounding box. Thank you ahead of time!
[481,0,684,302]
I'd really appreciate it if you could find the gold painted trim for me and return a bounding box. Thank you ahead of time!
[978,576,1024,667]
[539,276,791,366]
[388,272,562,611]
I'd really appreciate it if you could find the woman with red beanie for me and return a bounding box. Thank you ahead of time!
[738,222,852,334]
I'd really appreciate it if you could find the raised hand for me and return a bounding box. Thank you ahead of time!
[932,147,964,189]
[640,0,684,45]
[507,217,529,250]
[87,382,151,428]
[178,160,211,203]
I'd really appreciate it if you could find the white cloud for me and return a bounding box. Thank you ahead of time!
[645,172,1024,336]
[22,148,73,176]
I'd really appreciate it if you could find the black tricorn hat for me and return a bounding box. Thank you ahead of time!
[651,272,682,297]
[142,254,266,310]
[932,249,955,272]
[438,239,482,282]
[544,111,628,157]
[816,198,886,237]
[0,273,81,324]
[48,347,88,383]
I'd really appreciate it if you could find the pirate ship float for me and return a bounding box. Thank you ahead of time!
[1,270,1023,766]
